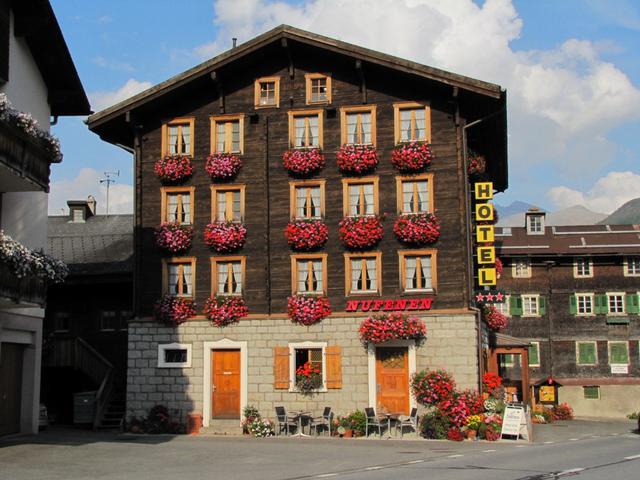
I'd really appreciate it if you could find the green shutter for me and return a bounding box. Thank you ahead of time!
[578,342,596,365]
[569,295,577,315]
[626,294,639,314]
[609,342,629,364]
[528,343,540,366]
[539,296,546,315]
[510,295,523,316]
[595,294,608,315]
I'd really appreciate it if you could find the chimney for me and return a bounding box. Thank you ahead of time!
[86,195,97,216]
[525,207,545,235]
[232,37,237,48]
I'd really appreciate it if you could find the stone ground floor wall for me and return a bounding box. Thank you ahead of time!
[559,385,640,419]
[126,313,479,424]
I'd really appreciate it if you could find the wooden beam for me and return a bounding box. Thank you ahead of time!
[355,59,367,104]
[210,70,225,113]
[281,37,294,78]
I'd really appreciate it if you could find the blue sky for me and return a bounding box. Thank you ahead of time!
[48,0,640,215]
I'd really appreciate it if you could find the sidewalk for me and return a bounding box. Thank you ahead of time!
[531,417,638,444]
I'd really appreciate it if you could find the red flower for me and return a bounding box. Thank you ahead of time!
[359,313,427,344]
[204,296,249,327]
[410,369,455,407]
[336,144,378,174]
[154,155,193,183]
[284,220,328,251]
[482,372,502,394]
[154,222,193,253]
[153,295,196,325]
[282,148,325,176]
[204,222,247,253]
[495,257,503,276]
[391,142,433,172]
[393,213,440,245]
[482,305,508,331]
[205,153,242,180]
[338,216,383,249]
[467,154,486,176]
[287,295,331,326]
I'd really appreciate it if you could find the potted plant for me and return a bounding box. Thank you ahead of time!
[153,295,196,325]
[203,296,249,327]
[295,361,323,394]
[348,410,367,437]
[337,416,353,437]
[482,305,508,331]
[359,313,427,345]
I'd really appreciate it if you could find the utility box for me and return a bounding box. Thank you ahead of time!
[73,391,96,424]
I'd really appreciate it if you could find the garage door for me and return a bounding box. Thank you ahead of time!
[0,343,23,436]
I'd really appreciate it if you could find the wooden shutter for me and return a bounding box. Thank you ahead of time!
[273,347,290,389]
[569,295,577,315]
[510,295,522,316]
[325,346,342,389]
[626,294,639,314]
[595,294,608,315]
[539,296,546,315]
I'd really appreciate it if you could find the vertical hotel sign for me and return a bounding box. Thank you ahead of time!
[474,182,496,286]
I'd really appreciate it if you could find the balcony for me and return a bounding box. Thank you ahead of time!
[0,118,52,192]
[0,262,47,308]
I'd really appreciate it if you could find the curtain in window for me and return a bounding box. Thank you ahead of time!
[312,260,323,292]
[295,117,306,147]
[181,127,190,154]
[347,113,358,144]
[400,110,412,142]
[417,181,428,211]
[351,259,362,291]
[414,109,425,139]
[348,185,360,216]
[182,264,192,295]
[406,257,416,289]
[402,182,413,213]
[298,261,309,293]
[310,187,321,217]
[232,191,241,221]
[366,258,377,290]
[232,262,242,293]
[218,264,229,294]
[363,184,374,215]
[168,264,180,295]
[361,113,371,144]
[217,192,227,221]
[421,256,432,288]
[216,123,226,152]
[231,121,240,152]
[296,188,307,218]
[168,126,179,155]
[308,116,318,147]
[167,194,179,222]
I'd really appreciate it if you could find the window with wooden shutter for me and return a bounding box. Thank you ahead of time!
[510,295,523,316]
[325,346,342,389]
[625,293,639,314]
[528,342,540,367]
[538,296,546,315]
[608,341,629,364]
[569,295,577,315]
[273,347,290,389]
[576,342,597,365]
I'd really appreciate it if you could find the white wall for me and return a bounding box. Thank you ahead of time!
[1,192,48,251]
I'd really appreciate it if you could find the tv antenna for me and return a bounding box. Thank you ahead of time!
[99,170,120,216]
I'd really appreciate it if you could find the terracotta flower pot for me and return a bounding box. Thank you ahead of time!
[466,429,477,440]
[343,428,353,438]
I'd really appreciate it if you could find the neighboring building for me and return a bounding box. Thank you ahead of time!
[495,209,640,417]
[88,25,507,431]
[0,0,89,435]
[43,198,133,428]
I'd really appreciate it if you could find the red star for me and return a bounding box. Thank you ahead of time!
[485,293,495,302]
[475,293,485,302]
[495,292,504,302]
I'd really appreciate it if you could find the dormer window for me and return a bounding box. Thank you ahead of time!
[72,208,85,223]
[525,209,545,235]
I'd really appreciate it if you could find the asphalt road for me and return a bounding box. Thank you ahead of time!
[0,426,638,480]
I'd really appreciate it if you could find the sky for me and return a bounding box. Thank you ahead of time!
[47,0,640,216]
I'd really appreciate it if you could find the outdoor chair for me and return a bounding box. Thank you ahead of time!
[364,407,382,437]
[310,407,333,436]
[396,407,418,438]
[274,406,298,436]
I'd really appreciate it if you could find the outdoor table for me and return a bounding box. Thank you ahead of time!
[291,411,311,437]
[381,413,400,438]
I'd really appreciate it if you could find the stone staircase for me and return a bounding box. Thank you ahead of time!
[200,419,243,436]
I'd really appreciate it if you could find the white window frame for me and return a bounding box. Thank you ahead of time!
[158,343,192,368]
[624,257,640,277]
[529,341,540,367]
[606,292,626,316]
[492,295,511,318]
[608,341,629,366]
[573,257,593,278]
[288,342,327,393]
[526,214,545,235]
[512,258,532,278]
[576,293,595,316]
[576,341,598,366]
[522,294,540,317]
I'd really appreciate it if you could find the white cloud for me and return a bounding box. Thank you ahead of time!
[92,56,135,73]
[49,168,133,215]
[89,78,152,112]
[547,171,640,214]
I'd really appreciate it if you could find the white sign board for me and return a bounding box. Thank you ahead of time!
[501,406,525,438]
[611,364,628,374]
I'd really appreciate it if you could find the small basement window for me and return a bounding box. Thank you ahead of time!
[158,343,192,368]
[583,386,600,400]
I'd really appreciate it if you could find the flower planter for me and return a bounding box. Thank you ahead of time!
[336,144,378,174]
[205,152,242,181]
[282,148,325,177]
[284,220,328,251]
[391,141,433,172]
[342,428,353,438]
[466,429,477,440]
[154,222,193,253]
[204,222,247,253]
[359,313,427,345]
[154,155,193,183]
[482,305,508,331]
[393,213,440,245]
[153,295,196,325]
[287,295,331,326]
[204,296,249,327]
[338,216,383,250]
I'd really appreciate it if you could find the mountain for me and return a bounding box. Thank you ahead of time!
[494,201,535,218]
[598,197,640,225]
[498,205,607,227]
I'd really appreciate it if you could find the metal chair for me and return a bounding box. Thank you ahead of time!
[274,406,297,436]
[396,407,418,437]
[310,407,333,436]
[364,407,382,437]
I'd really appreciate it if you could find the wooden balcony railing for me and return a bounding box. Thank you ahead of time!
[0,262,47,307]
[0,117,52,192]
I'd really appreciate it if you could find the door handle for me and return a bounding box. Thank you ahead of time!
[211,384,216,392]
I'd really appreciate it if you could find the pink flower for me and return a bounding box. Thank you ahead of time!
[359,313,427,344]
[338,216,383,249]
[282,149,325,176]
[204,222,247,253]
[393,213,440,245]
[483,305,508,331]
[154,156,193,183]
[204,296,249,327]
[336,145,378,174]
[284,220,328,251]
[154,295,196,325]
[154,222,193,253]
[205,153,242,180]
[391,142,433,172]
[287,296,331,326]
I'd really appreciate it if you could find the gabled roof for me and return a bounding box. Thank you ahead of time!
[88,24,503,129]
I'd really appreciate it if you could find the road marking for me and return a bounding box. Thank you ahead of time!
[609,433,619,436]
[406,460,424,464]
[482,449,496,453]
[591,435,600,438]
[448,454,463,458]
[624,454,640,460]
[558,468,585,476]
[515,445,527,448]
[365,466,383,471]
[569,438,579,441]
[544,441,554,444]
[316,474,337,478]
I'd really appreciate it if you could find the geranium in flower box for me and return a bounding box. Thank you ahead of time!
[154,155,193,183]
[204,221,247,253]
[287,295,331,326]
[284,219,328,251]
[359,312,427,344]
[391,141,433,172]
[482,305,508,331]
[467,154,486,176]
[338,216,383,250]
[393,213,440,245]
[282,148,325,177]
[154,222,193,253]
[153,294,196,325]
[205,152,242,181]
[336,144,378,174]
[295,361,323,393]
[204,296,249,327]
[495,257,503,276]
[482,372,502,395]
[410,369,455,406]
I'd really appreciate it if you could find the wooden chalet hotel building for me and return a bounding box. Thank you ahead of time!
[88,26,507,429]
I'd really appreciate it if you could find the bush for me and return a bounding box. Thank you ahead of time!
[419,409,451,439]
[447,428,464,441]
[411,369,455,407]
[128,404,186,434]
[552,402,574,421]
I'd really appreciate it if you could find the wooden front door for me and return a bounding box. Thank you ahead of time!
[211,350,240,419]
[0,343,24,436]
[375,347,409,415]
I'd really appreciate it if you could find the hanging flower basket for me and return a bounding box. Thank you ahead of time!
[295,361,323,394]
[287,295,331,326]
[338,216,383,250]
[282,148,325,176]
[482,305,508,331]
[359,312,427,345]
[284,219,328,251]
[154,222,193,253]
[391,141,433,172]
[467,154,486,176]
[204,296,249,327]
[393,213,440,245]
[154,155,193,183]
[495,257,503,277]
[153,295,196,325]
[205,152,242,181]
[410,369,455,406]
[336,144,378,174]
[204,222,247,253]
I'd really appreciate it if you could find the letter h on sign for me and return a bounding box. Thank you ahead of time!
[474,182,493,200]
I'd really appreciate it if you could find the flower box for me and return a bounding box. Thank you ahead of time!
[467,154,486,176]
[295,361,323,393]
[391,141,433,172]
[482,305,508,331]
[338,216,383,250]
[336,144,378,174]
[205,152,242,181]
[393,213,440,245]
[154,155,193,183]
[359,312,427,344]
[204,222,247,253]
[284,219,328,251]
[1,230,67,284]
[153,295,196,325]
[287,295,331,326]
[154,222,193,253]
[282,148,325,177]
[204,296,249,327]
